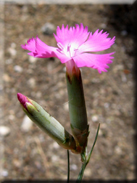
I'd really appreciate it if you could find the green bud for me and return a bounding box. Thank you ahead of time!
[17,93,77,152]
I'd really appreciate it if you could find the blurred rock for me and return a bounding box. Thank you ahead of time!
[63,102,69,111]
[21,5,28,13]
[0,126,10,136]
[14,65,23,73]
[51,155,59,162]
[100,23,107,29]
[114,145,122,155]
[9,114,15,121]
[101,123,107,129]
[13,159,21,168]
[41,23,55,35]
[11,42,16,48]
[27,78,36,88]
[113,64,124,72]
[5,58,13,64]
[8,43,17,56]
[35,91,42,98]
[84,168,92,176]
[38,134,45,142]
[0,85,3,91]
[3,74,11,82]
[34,161,42,169]
[121,73,127,82]
[98,129,103,136]
[70,164,78,171]
[8,47,17,56]
[29,56,37,63]
[21,116,33,132]
[104,102,110,109]
[52,142,59,149]
[91,78,100,83]
[1,169,8,177]
[91,115,99,122]
[121,30,128,36]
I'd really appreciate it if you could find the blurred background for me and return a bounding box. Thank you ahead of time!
[0,0,136,180]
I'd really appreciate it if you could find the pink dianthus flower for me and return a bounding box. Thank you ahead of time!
[22,23,115,73]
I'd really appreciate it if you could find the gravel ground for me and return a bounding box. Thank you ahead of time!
[1,3,135,181]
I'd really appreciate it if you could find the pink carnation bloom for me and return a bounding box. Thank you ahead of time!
[21,23,115,73]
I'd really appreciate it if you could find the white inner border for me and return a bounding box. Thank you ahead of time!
[0,0,4,180]
[0,0,135,179]
[2,0,136,5]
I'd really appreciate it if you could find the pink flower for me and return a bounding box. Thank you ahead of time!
[22,23,115,73]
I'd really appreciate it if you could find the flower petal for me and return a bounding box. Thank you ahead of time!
[54,23,89,48]
[21,37,36,52]
[21,36,71,62]
[54,51,71,63]
[73,52,115,73]
[78,29,115,53]
[21,36,57,58]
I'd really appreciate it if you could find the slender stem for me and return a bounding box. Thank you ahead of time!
[77,123,100,182]
[76,161,87,183]
[67,150,70,183]
[87,123,100,163]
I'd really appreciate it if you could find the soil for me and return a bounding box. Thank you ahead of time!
[1,3,135,181]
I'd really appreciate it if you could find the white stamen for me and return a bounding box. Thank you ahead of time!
[57,42,64,50]
[67,45,72,57]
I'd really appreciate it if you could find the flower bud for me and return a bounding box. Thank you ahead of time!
[17,93,77,152]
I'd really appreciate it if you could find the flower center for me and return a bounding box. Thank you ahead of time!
[57,42,78,58]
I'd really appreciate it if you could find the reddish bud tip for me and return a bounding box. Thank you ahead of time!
[17,93,30,109]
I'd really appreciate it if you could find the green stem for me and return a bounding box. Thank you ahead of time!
[77,123,100,182]
[76,161,87,183]
[67,150,70,183]
[66,68,89,153]
[87,123,100,164]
